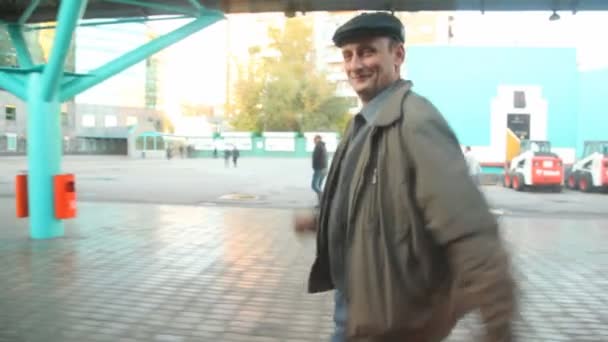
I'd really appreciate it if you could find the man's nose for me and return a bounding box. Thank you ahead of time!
[346,54,364,71]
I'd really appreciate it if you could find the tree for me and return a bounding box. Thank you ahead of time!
[229,47,265,132]
[299,73,352,132]
[230,17,351,133]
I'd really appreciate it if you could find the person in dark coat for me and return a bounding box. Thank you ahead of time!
[232,145,240,167]
[224,146,231,167]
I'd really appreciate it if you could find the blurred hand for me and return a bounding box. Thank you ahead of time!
[293,210,317,234]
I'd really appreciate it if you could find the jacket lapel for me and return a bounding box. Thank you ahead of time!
[371,80,413,127]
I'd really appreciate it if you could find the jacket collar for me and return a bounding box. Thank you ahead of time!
[365,79,412,127]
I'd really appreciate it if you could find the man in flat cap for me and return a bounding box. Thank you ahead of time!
[296,12,517,342]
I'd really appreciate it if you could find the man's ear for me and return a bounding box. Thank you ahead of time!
[395,44,406,65]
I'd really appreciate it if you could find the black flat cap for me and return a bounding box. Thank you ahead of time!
[332,12,405,47]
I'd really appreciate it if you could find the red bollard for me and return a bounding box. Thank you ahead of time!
[53,174,77,219]
[15,173,28,218]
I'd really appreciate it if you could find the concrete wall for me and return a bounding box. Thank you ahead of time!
[576,68,608,157]
[0,90,162,156]
[134,132,340,159]
[0,91,28,137]
[406,46,580,163]
[72,103,161,139]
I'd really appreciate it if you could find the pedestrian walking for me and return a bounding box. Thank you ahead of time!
[295,12,517,342]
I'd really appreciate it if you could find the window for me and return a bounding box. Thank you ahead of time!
[82,114,95,127]
[145,136,155,150]
[6,133,17,152]
[61,111,69,126]
[5,105,16,121]
[156,136,165,150]
[126,116,138,126]
[514,91,527,109]
[104,115,117,127]
[63,136,70,151]
[60,104,69,126]
[136,136,144,150]
[79,138,87,152]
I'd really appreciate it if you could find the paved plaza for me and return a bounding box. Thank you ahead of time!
[1,157,608,341]
[1,156,607,216]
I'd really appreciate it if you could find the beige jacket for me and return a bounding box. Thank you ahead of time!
[308,81,517,341]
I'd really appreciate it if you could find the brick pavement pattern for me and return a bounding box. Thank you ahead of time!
[1,201,607,342]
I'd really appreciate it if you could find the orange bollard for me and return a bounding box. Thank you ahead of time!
[15,173,28,218]
[53,174,77,219]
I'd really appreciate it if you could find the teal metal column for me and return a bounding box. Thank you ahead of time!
[0,72,26,100]
[27,72,63,239]
[42,0,88,100]
[60,12,224,101]
[7,25,34,68]
[26,0,86,239]
[1,1,224,240]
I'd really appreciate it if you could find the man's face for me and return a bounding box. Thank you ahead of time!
[340,36,405,103]
[314,136,321,144]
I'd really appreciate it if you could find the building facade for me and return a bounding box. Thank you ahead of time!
[0,89,162,156]
[407,46,608,165]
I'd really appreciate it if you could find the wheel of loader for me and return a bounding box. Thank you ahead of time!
[578,173,593,193]
[566,172,578,190]
[513,173,525,191]
[503,173,512,188]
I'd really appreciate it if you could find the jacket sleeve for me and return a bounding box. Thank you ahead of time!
[321,144,328,169]
[404,99,518,342]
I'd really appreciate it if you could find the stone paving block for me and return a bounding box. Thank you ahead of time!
[1,201,608,341]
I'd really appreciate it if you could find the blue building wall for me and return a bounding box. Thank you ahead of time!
[577,68,608,157]
[406,46,579,149]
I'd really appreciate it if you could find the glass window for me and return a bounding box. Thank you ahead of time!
[156,137,165,150]
[145,136,155,150]
[5,105,16,121]
[89,138,97,152]
[513,91,527,109]
[61,111,69,126]
[63,136,70,151]
[126,116,138,126]
[136,136,144,150]
[82,114,95,127]
[6,134,17,151]
[104,115,117,127]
